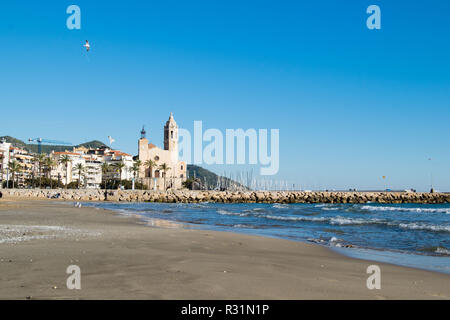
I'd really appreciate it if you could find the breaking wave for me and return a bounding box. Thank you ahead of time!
[398,223,450,232]
[435,247,450,255]
[215,210,450,233]
[361,205,450,214]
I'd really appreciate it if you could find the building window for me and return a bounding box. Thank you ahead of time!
[171,131,173,139]
[154,155,159,161]
[181,165,183,170]
[155,170,160,178]
[180,174,183,178]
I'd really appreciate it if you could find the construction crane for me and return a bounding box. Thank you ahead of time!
[28,137,73,154]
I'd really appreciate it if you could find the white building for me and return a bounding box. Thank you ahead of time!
[0,140,11,187]
[8,146,34,187]
[51,151,86,186]
[102,149,134,181]
[51,147,133,189]
[83,156,103,188]
[51,151,104,189]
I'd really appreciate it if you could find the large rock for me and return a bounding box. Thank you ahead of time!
[2,189,449,204]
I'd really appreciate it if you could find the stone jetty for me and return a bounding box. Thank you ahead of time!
[1,189,449,204]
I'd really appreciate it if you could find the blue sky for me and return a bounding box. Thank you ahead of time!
[1,1,449,191]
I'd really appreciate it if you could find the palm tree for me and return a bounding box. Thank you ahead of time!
[134,160,142,177]
[127,166,135,189]
[45,157,57,189]
[8,160,21,189]
[129,160,142,190]
[0,161,3,188]
[59,155,71,188]
[144,159,156,189]
[74,163,85,189]
[0,153,5,187]
[159,163,171,191]
[36,153,46,188]
[101,163,109,190]
[131,161,141,179]
[135,160,142,189]
[112,161,125,184]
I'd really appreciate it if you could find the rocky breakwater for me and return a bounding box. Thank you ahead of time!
[2,189,449,204]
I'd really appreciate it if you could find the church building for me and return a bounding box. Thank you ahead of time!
[138,113,187,190]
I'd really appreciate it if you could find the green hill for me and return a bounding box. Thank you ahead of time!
[0,136,28,148]
[0,136,108,154]
[187,164,249,190]
[187,165,218,187]
[78,140,108,149]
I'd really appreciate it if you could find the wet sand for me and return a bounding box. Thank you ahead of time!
[0,200,449,299]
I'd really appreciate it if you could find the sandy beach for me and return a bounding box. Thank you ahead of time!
[0,200,449,300]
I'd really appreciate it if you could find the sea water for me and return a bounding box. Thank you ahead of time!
[84,201,450,274]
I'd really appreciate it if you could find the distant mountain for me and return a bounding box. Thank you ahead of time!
[187,165,218,187]
[78,140,108,149]
[0,136,108,154]
[187,164,249,190]
[0,136,28,148]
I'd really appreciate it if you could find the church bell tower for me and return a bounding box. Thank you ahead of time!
[164,112,178,163]
[164,112,178,151]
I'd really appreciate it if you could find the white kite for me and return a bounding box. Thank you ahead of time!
[83,40,90,52]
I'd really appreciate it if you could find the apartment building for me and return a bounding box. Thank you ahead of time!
[51,147,133,189]
[0,140,11,187]
[83,155,102,188]
[8,146,35,187]
[51,151,85,186]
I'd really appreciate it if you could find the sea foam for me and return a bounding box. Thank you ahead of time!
[361,205,450,214]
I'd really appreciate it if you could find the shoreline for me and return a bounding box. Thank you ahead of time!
[84,201,450,275]
[0,199,449,299]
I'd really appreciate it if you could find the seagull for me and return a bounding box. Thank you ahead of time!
[83,40,90,52]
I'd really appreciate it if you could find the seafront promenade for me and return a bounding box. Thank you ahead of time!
[2,189,449,204]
